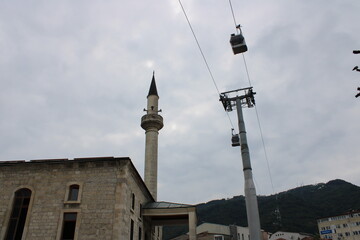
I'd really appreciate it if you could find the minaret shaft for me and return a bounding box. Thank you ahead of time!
[144,129,159,198]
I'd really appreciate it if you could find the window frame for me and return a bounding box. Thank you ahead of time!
[64,182,83,204]
[0,186,34,240]
[131,193,135,211]
[138,226,142,240]
[130,219,134,240]
[56,210,81,240]
[68,185,80,201]
[139,203,142,220]
[4,188,33,240]
[214,235,224,240]
[61,212,78,240]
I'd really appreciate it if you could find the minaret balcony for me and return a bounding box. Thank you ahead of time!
[141,114,164,130]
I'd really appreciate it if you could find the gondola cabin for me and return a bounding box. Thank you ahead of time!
[230,33,248,54]
[231,134,240,147]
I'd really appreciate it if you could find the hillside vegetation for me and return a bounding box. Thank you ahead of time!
[164,179,360,239]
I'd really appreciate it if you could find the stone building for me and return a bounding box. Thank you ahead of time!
[0,76,197,240]
[0,157,154,240]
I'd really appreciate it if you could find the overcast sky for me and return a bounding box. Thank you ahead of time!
[0,0,359,205]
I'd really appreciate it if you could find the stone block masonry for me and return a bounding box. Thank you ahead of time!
[0,157,154,240]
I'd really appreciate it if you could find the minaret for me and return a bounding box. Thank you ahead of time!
[141,73,163,200]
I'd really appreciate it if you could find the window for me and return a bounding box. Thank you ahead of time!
[68,185,79,201]
[64,183,82,204]
[139,227,142,240]
[61,213,77,240]
[5,188,32,240]
[131,193,135,210]
[214,235,224,240]
[139,203,142,218]
[130,220,134,240]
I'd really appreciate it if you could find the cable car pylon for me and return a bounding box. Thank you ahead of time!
[219,87,262,240]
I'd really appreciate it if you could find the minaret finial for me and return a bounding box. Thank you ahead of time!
[148,71,158,97]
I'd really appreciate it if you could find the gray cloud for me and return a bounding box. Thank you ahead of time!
[0,0,359,204]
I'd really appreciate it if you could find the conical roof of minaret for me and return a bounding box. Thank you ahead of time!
[147,72,158,97]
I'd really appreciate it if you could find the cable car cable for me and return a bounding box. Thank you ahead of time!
[228,0,239,33]
[178,0,220,94]
[178,0,235,129]
[242,53,275,194]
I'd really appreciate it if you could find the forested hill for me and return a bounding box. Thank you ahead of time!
[164,179,360,239]
[196,179,360,234]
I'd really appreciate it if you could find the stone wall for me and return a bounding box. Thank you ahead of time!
[0,157,153,240]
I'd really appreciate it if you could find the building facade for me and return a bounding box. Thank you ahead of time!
[0,157,155,240]
[317,210,360,240]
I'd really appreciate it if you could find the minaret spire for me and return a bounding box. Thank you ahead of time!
[148,71,158,97]
[141,72,163,200]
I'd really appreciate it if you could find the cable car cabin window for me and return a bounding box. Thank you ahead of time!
[230,34,244,44]
[68,185,79,201]
[61,213,77,240]
[5,188,32,240]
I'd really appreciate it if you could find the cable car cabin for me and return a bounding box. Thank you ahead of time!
[230,33,248,54]
[231,134,240,147]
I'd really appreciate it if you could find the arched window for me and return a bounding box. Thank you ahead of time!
[68,185,79,201]
[5,188,32,240]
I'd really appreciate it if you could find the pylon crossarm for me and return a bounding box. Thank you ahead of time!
[219,87,256,110]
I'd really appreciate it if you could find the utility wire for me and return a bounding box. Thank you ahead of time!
[242,53,275,194]
[178,0,235,129]
[228,0,239,32]
[178,0,220,94]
